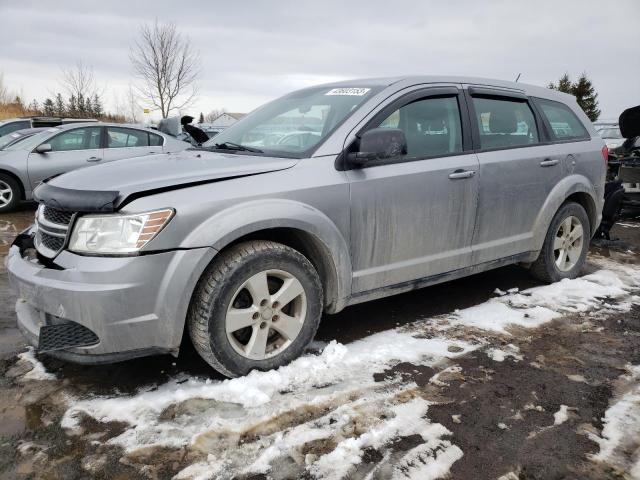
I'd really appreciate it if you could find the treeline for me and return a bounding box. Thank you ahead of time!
[24,93,125,122]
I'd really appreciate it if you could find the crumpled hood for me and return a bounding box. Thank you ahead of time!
[37,150,298,211]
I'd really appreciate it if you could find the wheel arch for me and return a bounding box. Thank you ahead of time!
[182,199,352,313]
[531,175,600,255]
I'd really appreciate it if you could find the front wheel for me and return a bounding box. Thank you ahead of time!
[187,240,323,377]
[0,174,20,213]
[529,202,590,283]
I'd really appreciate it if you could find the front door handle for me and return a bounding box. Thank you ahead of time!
[448,169,476,179]
[86,157,102,162]
[540,158,559,167]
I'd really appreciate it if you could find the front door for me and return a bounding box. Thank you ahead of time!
[347,90,479,293]
[27,126,103,190]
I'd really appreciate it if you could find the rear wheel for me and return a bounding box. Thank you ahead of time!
[0,174,20,213]
[530,202,590,282]
[187,240,323,377]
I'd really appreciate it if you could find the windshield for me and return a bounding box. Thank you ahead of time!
[599,127,622,139]
[201,86,382,157]
[0,132,26,149]
[5,128,59,151]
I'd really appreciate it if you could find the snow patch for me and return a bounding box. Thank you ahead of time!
[591,365,640,477]
[553,405,570,425]
[17,348,56,381]
[486,344,523,362]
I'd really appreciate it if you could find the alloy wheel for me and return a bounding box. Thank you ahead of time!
[0,180,13,207]
[225,269,307,360]
[553,215,584,272]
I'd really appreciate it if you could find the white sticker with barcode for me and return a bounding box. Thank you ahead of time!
[325,87,371,96]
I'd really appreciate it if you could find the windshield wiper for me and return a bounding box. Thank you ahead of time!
[212,142,263,153]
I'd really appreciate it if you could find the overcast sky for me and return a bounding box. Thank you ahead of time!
[1,0,638,121]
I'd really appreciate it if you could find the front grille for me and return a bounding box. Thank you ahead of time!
[40,232,65,251]
[43,207,73,225]
[35,204,75,258]
[38,322,100,352]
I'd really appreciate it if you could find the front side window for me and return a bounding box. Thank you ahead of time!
[48,127,101,152]
[536,98,589,141]
[202,85,383,157]
[375,96,463,159]
[472,97,539,150]
[107,128,149,148]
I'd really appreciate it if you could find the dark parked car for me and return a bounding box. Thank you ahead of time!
[0,117,97,138]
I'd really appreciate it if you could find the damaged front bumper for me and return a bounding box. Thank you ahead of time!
[7,232,215,364]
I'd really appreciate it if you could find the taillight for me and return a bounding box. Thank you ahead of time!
[601,145,609,165]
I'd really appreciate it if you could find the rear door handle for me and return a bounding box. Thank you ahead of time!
[540,158,559,167]
[448,169,476,179]
[86,157,102,162]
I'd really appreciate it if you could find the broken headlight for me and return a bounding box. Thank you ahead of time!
[68,209,174,254]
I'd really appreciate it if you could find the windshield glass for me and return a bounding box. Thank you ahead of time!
[0,132,26,149]
[5,128,59,151]
[599,127,622,139]
[202,86,382,157]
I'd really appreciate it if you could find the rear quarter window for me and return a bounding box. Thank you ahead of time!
[534,98,590,141]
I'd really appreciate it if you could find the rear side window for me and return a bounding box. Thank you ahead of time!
[106,127,150,148]
[0,120,30,137]
[472,97,539,150]
[149,133,164,146]
[535,98,589,141]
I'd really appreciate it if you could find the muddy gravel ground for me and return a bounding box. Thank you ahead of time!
[0,205,639,480]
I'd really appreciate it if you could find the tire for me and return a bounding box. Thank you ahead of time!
[187,240,323,377]
[529,202,590,283]
[0,173,21,213]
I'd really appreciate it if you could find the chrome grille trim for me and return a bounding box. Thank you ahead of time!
[34,205,76,258]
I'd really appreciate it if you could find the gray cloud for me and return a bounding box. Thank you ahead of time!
[1,0,638,119]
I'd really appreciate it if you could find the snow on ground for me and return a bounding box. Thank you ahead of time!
[590,364,640,478]
[48,258,640,479]
[553,405,570,426]
[17,347,56,381]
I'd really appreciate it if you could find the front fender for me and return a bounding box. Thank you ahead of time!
[531,174,600,253]
[181,199,352,313]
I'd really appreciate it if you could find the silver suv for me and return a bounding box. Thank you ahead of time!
[7,76,606,377]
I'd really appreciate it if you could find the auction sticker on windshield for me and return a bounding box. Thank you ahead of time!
[325,87,371,96]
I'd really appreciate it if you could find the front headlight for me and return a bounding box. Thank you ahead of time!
[68,209,174,254]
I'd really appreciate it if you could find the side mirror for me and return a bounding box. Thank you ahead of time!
[35,144,52,154]
[348,128,407,167]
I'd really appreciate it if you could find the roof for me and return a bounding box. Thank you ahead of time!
[311,75,574,102]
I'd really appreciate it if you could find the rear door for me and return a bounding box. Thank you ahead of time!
[103,127,161,161]
[466,87,563,264]
[27,126,103,189]
[347,86,479,293]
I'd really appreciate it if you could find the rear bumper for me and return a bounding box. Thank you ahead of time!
[7,242,215,362]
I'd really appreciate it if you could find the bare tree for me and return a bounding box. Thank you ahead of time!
[59,61,100,102]
[0,72,8,105]
[205,108,227,123]
[129,20,199,118]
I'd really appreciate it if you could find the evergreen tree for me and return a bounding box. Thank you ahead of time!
[68,95,78,117]
[198,112,204,123]
[549,73,600,122]
[43,98,55,116]
[77,93,86,116]
[55,93,66,116]
[92,94,103,118]
[572,74,601,122]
